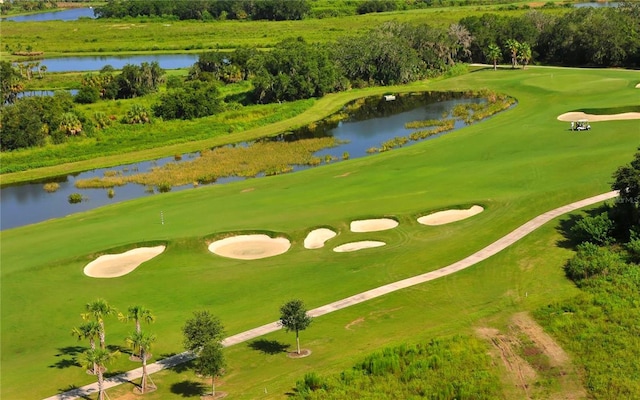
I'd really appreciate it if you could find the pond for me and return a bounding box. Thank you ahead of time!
[0,92,502,230]
[1,7,96,22]
[22,54,200,73]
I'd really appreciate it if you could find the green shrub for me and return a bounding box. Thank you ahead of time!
[68,193,83,204]
[570,212,614,245]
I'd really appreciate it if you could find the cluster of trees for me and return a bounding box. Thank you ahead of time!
[0,60,166,151]
[0,91,88,150]
[94,0,310,21]
[72,300,157,399]
[0,0,57,14]
[201,21,473,104]
[180,299,312,398]
[461,4,640,67]
[79,62,164,101]
[536,148,640,398]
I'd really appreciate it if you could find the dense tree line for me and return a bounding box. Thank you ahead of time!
[460,3,640,67]
[94,0,310,21]
[536,149,640,398]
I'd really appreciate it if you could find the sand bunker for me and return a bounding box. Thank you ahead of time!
[333,241,386,253]
[418,205,484,226]
[84,246,166,278]
[208,234,290,260]
[636,83,640,88]
[350,218,398,233]
[304,228,337,249]
[557,111,640,122]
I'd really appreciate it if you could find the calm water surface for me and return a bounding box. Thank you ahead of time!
[0,94,487,230]
[29,54,200,73]
[2,7,96,22]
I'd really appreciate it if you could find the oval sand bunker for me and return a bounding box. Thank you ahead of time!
[208,234,291,260]
[333,241,386,252]
[304,228,337,249]
[84,246,166,278]
[350,218,398,232]
[418,205,484,226]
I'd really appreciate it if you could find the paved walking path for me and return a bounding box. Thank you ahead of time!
[44,191,618,400]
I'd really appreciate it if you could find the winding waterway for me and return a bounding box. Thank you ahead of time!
[0,93,488,230]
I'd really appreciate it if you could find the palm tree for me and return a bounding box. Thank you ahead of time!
[505,39,520,69]
[71,321,101,374]
[486,43,502,71]
[82,348,119,400]
[517,42,532,70]
[126,331,157,394]
[83,299,117,350]
[118,305,155,334]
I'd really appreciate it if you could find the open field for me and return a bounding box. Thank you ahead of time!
[0,6,567,59]
[1,66,639,399]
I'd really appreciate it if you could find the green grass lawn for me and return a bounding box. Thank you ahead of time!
[1,66,639,399]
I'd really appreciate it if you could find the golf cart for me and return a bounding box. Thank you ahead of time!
[571,119,591,131]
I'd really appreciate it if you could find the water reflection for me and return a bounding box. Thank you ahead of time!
[0,92,496,230]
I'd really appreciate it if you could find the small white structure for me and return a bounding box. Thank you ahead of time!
[383,95,396,101]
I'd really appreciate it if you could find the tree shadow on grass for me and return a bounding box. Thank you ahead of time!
[248,339,289,355]
[556,206,609,249]
[171,380,206,397]
[56,384,92,400]
[50,346,85,369]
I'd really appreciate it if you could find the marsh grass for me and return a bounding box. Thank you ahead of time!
[375,91,513,152]
[404,118,453,129]
[1,99,315,175]
[43,182,60,192]
[75,137,339,189]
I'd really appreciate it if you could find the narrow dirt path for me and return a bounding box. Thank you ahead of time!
[43,191,617,400]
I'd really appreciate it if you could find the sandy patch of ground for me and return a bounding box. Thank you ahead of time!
[333,241,385,252]
[636,83,640,88]
[304,228,337,249]
[418,205,483,226]
[83,246,166,278]
[345,317,365,330]
[477,312,586,400]
[350,218,398,232]
[557,111,640,122]
[208,234,290,260]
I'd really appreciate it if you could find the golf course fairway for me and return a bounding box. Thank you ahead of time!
[1,66,639,399]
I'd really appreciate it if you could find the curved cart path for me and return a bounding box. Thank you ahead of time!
[44,191,618,400]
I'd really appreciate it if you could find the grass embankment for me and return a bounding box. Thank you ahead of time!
[1,67,639,399]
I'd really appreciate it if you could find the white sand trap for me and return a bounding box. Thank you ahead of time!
[350,218,398,233]
[636,83,640,88]
[557,111,640,122]
[333,241,386,253]
[418,205,484,226]
[208,234,290,260]
[84,246,166,278]
[304,228,337,249]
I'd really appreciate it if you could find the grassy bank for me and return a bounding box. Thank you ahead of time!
[1,66,639,399]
